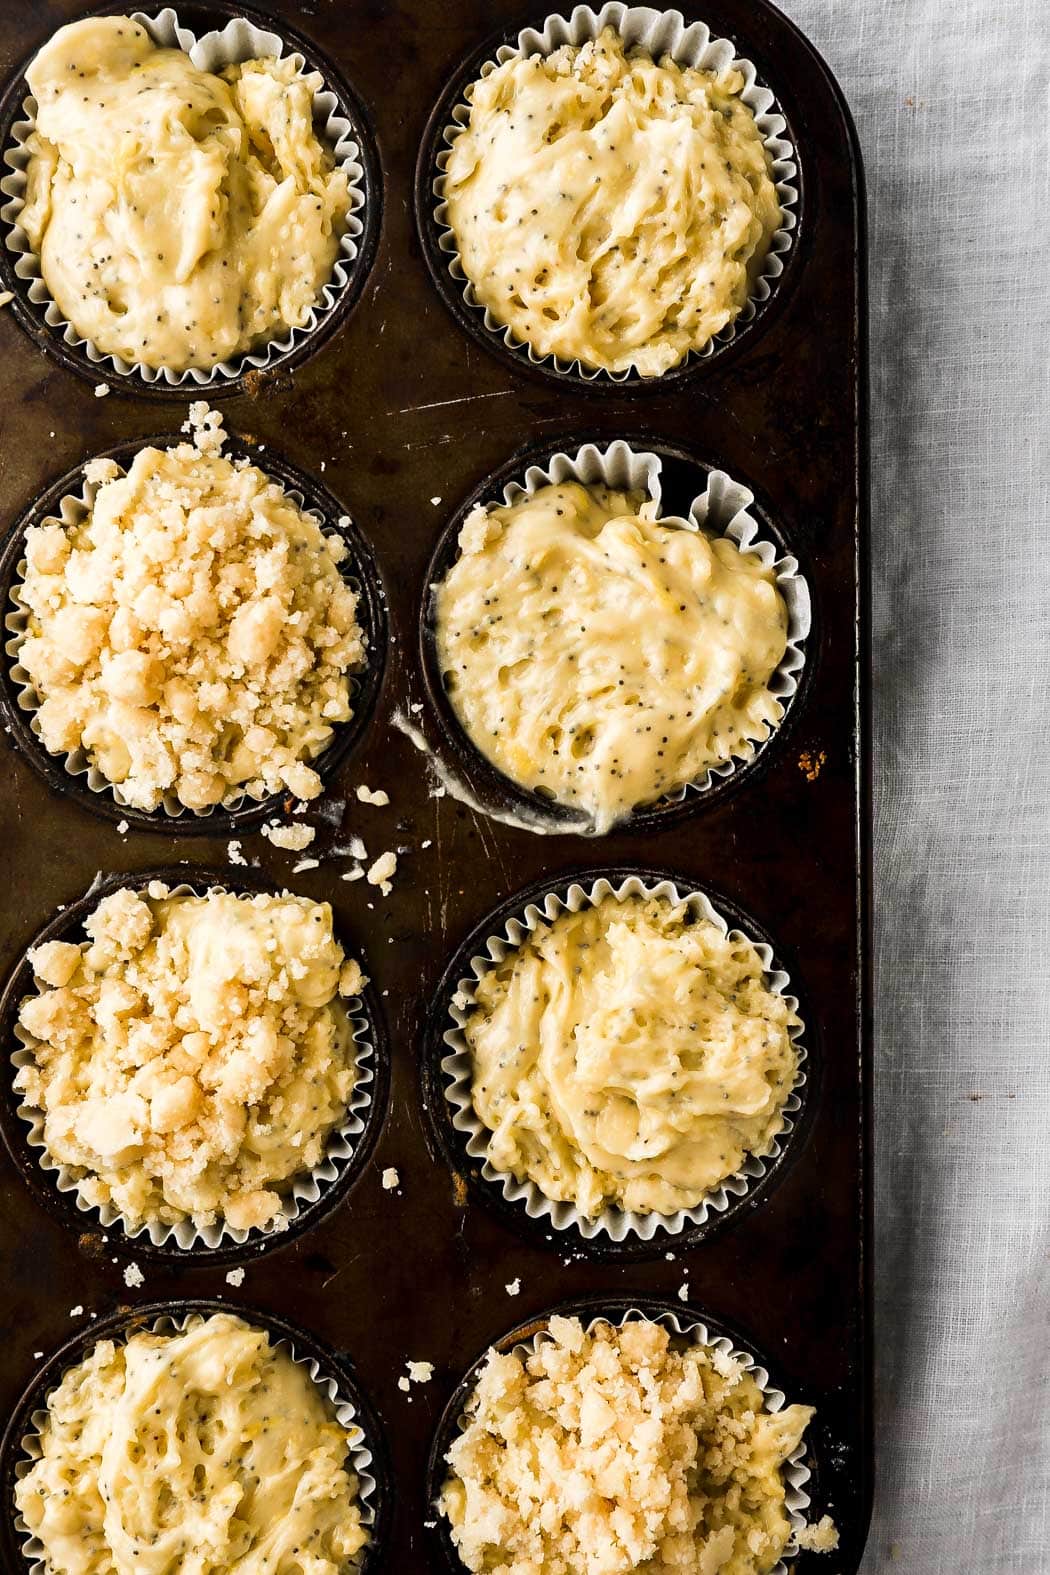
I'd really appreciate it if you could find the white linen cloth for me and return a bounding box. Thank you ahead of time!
[776,1,1050,1569]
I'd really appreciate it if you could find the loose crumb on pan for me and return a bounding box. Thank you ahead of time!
[381,1167,400,1190]
[225,1266,245,1288]
[262,821,316,852]
[439,1316,823,1575]
[122,1262,144,1289]
[402,1360,434,1388]
[16,883,364,1234]
[356,784,390,806]
[796,1516,840,1552]
[505,1278,520,1296]
[93,383,110,397]
[227,839,247,866]
[366,850,397,896]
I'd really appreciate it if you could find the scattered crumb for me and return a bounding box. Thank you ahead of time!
[798,748,827,782]
[367,850,397,895]
[292,857,320,873]
[115,819,129,835]
[227,840,247,866]
[398,1376,411,1393]
[33,1350,43,1359]
[709,1346,744,1382]
[337,514,351,529]
[409,702,423,714]
[69,1305,84,1317]
[356,784,390,807]
[94,382,110,397]
[796,1516,839,1553]
[678,1282,689,1302]
[0,290,13,307]
[122,1262,144,1288]
[430,496,441,505]
[421,838,432,849]
[341,867,365,882]
[84,456,120,486]
[505,1278,521,1296]
[405,1360,434,1385]
[261,821,315,852]
[381,1167,400,1191]
[225,1267,245,1288]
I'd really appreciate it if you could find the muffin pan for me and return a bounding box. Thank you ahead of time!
[0,0,870,1570]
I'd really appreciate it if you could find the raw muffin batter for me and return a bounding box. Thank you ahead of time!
[464,893,800,1219]
[20,15,351,371]
[440,1314,823,1575]
[442,27,781,375]
[16,883,365,1234]
[17,406,365,813]
[15,1313,369,1574]
[434,481,789,833]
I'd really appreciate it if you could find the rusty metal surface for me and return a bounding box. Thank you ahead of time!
[0,0,870,1569]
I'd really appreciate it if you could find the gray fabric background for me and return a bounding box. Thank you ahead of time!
[775,1,1050,1569]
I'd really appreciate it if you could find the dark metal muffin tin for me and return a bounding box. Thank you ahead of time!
[0,0,870,1570]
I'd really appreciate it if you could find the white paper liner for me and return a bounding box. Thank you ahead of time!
[432,3,799,381]
[4,449,371,821]
[0,7,367,387]
[10,880,378,1252]
[441,873,808,1242]
[12,1309,379,1572]
[442,1305,812,1568]
[432,439,810,823]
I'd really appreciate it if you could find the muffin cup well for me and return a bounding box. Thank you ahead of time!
[0,3,381,396]
[421,867,814,1259]
[0,866,390,1263]
[0,431,388,833]
[426,1295,819,1575]
[420,436,811,836]
[416,2,800,389]
[1,1299,390,1575]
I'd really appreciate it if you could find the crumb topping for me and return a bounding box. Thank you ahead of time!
[17,410,364,813]
[440,1316,817,1575]
[16,884,365,1233]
